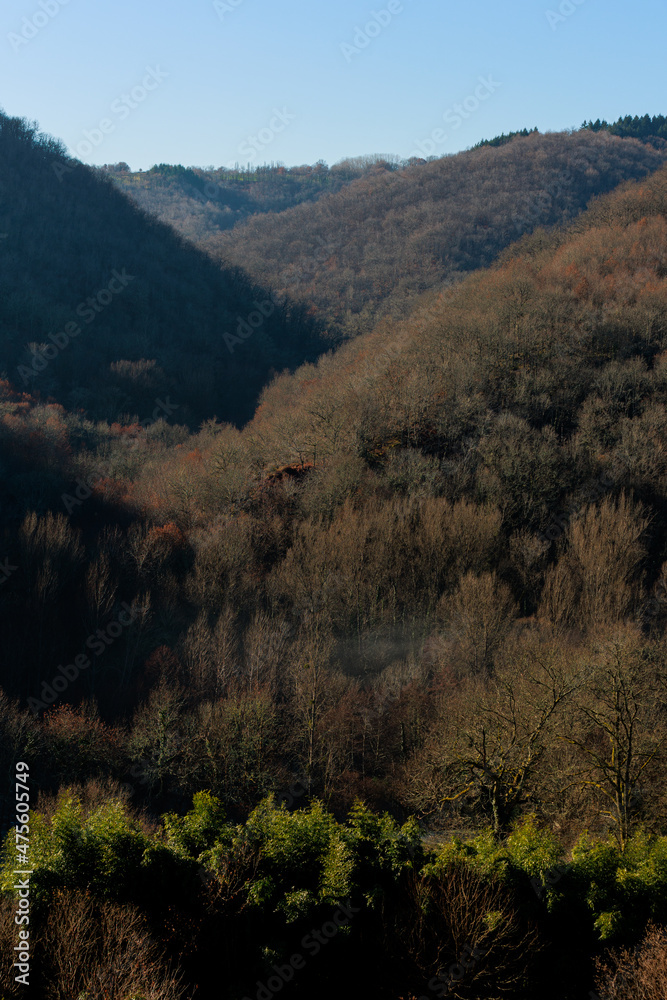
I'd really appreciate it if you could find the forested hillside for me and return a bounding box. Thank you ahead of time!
[103,157,396,242]
[203,130,667,339]
[0,112,325,427]
[4,115,667,1000]
[2,153,667,825]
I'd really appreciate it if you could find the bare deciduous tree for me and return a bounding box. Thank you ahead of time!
[560,628,667,849]
[36,889,187,1000]
[596,922,667,1000]
[407,645,577,834]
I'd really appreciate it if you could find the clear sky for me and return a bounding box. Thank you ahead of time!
[0,0,665,170]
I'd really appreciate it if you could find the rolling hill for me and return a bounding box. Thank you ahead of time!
[201,129,667,340]
[0,111,326,428]
[103,157,394,242]
[3,114,667,1000]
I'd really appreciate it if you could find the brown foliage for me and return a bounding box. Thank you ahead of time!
[596,923,667,1000]
[539,494,649,630]
[208,131,666,341]
[440,571,518,675]
[35,889,187,1000]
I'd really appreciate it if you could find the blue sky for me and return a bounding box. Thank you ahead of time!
[0,0,665,170]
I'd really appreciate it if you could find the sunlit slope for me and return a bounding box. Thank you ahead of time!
[206,130,667,341]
